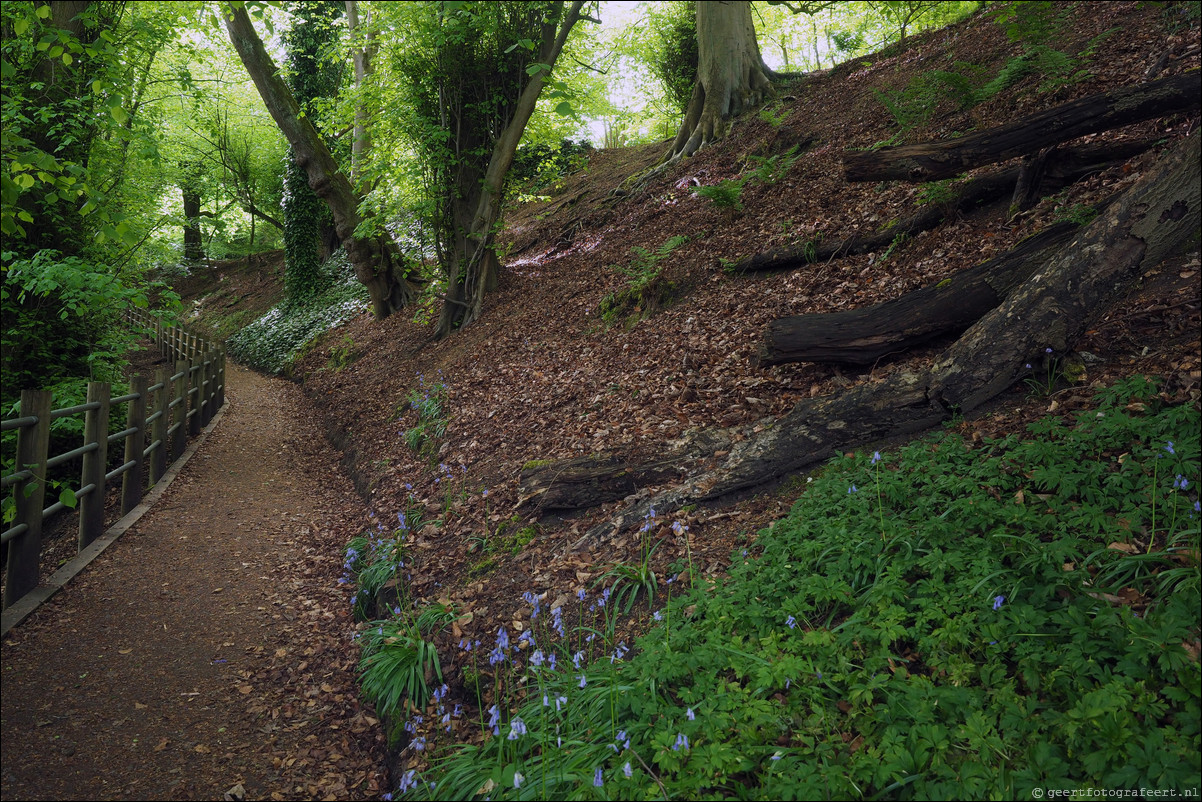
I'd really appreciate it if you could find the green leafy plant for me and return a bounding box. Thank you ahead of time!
[357,601,457,720]
[915,178,959,207]
[226,250,369,375]
[401,375,449,457]
[598,235,690,326]
[327,335,357,371]
[744,145,803,186]
[694,177,746,211]
[403,376,1199,800]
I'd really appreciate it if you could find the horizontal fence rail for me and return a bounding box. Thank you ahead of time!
[1,308,226,610]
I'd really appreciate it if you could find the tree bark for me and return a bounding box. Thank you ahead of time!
[663,0,774,163]
[568,131,1200,547]
[181,182,203,262]
[433,1,587,338]
[758,220,1082,366]
[733,138,1155,274]
[844,72,1200,183]
[223,3,420,319]
[345,0,375,187]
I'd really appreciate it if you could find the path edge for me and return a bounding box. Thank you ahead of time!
[1,401,230,637]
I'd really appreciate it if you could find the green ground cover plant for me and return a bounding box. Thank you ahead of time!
[226,249,369,374]
[371,375,1198,800]
[599,236,690,326]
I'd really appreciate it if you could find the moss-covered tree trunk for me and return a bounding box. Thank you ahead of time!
[432,1,587,338]
[224,2,421,318]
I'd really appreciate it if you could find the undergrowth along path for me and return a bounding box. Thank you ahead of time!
[1,364,386,801]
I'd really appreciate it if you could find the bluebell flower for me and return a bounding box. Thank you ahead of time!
[513,771,523,789]
[686,707,695,721]
[594,768,604,787]
[530,649,544,667]
[397,769,418,793]
[496,627,509,650]
[993,595,1005,610]
[1166,441,1176,455]
[786,615,797,629]
[507,717,527,740]
[573,650,584,669]
[674,733,690,751]
[871,451,881,464]
[653,610,662,621]
[623,762,633,778]
[578,674,587,688]
[577,588,587,602]
[849,484,858,494]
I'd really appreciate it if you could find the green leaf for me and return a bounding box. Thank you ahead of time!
[14,17,29,35]
[554,101,573,116]
[108,104,127,124]
[60,487,77,509]
[36,4,51,18]
[61,53,72,66]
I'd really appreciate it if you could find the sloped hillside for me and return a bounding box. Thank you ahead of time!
[252,0,1201,607]
[172,2,1199,791]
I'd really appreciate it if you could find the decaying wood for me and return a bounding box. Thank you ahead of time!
[843,73,1199,183]
[734,138,1155,274]
[565,131,1199,549]
[758,220,1082,366]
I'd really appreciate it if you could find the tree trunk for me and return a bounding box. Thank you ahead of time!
[759,220,1082,366]
[223,3,420,319]
[566,131,1200,547]
[664,0,774,163]
[181,183,203,262]
[844,72,1200,183]
[345,0,375,187]
[433,1,587,338]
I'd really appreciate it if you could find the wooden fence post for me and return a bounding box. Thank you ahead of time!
[188,363,202,437]
[121,375,147,516]
[216,347,226,409]
[149,367,169,485]
[4,390,52,610]
[78,382,110,549]
[199,349,212,427]
[172,360,189,460]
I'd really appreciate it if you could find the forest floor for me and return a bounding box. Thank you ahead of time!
[1,2,1199,799]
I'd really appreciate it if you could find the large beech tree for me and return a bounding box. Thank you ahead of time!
[222,2,421,318]
[665,0,776,163]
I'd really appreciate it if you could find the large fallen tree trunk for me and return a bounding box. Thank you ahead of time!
[843,72,1199,183]
[758,220,1082,366]
[556,131,1199,549]
[734,139,1154,274]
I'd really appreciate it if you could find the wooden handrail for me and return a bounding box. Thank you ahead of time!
[0,309,227,610]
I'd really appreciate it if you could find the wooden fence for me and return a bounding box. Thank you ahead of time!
[1,308,225,610]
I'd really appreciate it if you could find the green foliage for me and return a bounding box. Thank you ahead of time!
[1054,202,1099,227]
[409,376,1200,800]
[509,138,593,196]
[641,1,698,115]
[744,145,804,186]
[225,250,368,375]
[874,66,984,131]
[326,335,358,372]
[282,0,342,305]
[1,249,176,391]
[914,178,959,206]
[694,178,747,211]
[401,375,449,458]
[599,235,690,326]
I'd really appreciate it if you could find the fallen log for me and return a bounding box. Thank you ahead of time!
[758,220,1082,366]
[568,130,1199,549]
[735,138,1156,274]
[843,72,1199,183]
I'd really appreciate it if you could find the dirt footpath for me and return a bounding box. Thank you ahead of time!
[1,364,387,801]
